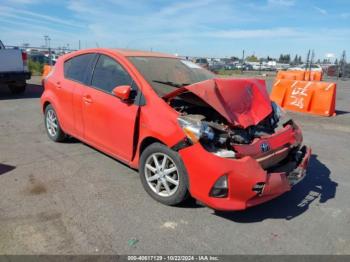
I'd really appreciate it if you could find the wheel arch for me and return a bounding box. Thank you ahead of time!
[42,101,51,113]
[139,137,165,157]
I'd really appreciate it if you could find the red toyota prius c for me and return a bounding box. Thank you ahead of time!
[41,48,311,211]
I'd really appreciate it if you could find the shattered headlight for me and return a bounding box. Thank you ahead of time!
[271,101,286,125]
[272,101,285,119]
[178,116,215,143]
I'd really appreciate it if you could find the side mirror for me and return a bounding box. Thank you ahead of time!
[112,85,131,101]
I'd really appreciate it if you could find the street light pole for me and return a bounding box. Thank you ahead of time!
[44,35,48,48]
[48,36,52,66]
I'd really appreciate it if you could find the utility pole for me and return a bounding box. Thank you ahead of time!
[78,40,81,50]
[310,50,315,68]
[305,49,310,68]
[44,35,48,48]
[309,50,315,80]
[241,50,245,74]
[44,35,52,65]
[48,36,52,66]
[339,50,346,79]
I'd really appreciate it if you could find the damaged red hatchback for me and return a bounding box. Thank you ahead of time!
[41,48,311,211]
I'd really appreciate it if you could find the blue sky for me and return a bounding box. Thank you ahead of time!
[0,0,349,59]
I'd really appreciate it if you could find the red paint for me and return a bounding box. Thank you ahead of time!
[112,85,131,101]
[232,124,301,158]
[179,144,311,210]
[165,78,272,128]
[41,48,311,211]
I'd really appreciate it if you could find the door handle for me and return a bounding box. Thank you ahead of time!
[83,95,93,104]
[56,81,61,88]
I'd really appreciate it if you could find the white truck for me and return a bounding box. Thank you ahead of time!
[0,40,31,94]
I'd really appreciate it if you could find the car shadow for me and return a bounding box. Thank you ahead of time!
[65,136,81,144]
[0,83,43,100]
[176,196,206,209]
[335,110,350,115]
[213,154,337,222]
[0,163,16,176]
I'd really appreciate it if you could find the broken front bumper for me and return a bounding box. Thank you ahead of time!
[179,143,311,211]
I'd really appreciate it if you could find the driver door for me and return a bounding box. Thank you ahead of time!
[82,54,139,162]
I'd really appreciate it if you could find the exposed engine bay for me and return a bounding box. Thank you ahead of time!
[163,78,303,171]
[170,92,282,146]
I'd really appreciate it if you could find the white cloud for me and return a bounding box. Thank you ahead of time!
[267,0,295,7]
[340,13,350,19]
[159,0,213,15]
[0,6,84,28]
[206,27,300,39]
[1,0,349,56]
[314,6,328,15]
[2,0,39,4]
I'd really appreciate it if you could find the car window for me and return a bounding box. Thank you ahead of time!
[64,53,96,84]
[91,54,132,93]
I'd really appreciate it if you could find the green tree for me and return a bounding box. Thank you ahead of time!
[28,59,44,75]
[298,56,302,64]
[278,54,291,63]
[293,55,298,65]
[246,55,259,62]
[279,54,283,62]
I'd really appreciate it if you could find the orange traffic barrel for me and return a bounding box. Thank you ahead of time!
[270,79,336,116]
[42,65,53,80]
[276,70,323,81]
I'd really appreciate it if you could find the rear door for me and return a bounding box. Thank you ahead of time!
[61,53,96,136]
[82,54,140,162]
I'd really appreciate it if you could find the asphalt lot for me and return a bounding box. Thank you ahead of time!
[0,75,349,255]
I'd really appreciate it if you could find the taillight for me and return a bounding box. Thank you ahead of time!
[22,52,27,61]
[22,51,28,69]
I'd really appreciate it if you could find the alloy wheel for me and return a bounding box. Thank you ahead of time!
[46,109,58,137]
[144,153,179,197]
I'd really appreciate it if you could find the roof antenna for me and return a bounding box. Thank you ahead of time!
[96,42,99,48]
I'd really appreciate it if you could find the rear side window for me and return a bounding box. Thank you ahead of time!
[64,53,96,84]
[91,55,132,93]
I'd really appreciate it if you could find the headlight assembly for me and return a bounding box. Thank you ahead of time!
[178,116,215,143]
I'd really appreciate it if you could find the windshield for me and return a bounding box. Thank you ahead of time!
[128,57,215,97]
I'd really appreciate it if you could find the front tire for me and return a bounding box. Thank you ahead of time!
[44,104,66,142]
[139,143,189,206]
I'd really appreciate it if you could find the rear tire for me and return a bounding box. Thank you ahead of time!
[9,82,26,94]
[44,104,67,142]
[139,143,189,206]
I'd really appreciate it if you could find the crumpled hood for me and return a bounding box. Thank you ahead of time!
[167,78,272,128]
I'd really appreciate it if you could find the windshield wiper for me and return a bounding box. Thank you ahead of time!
[152,80,190,88]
